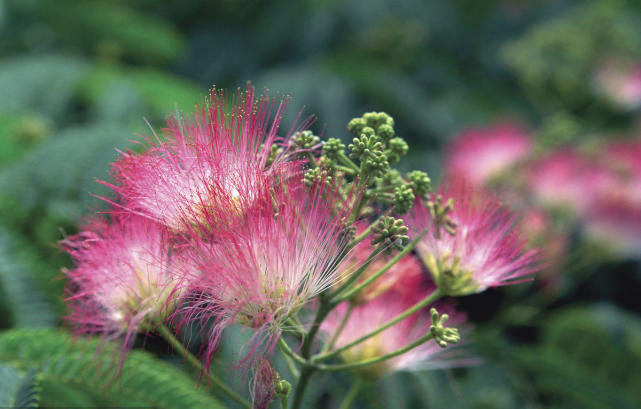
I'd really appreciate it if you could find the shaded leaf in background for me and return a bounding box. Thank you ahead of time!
[0,54,88,121]
[0,228,56,328]
[0,365,40,408]
[0,329,226,408]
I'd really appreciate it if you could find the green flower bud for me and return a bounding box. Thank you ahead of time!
[378,169,402,187]
[274,380,291,397]
[393,184,415,215]
[304,167,332,186]
[372,216,409,253]
[407,170,431,198]
[265,143,282,167]
[377,124,395,140]
[386,137,408,164]
[322,137,346,160]
[363,111,394,129]
[347,117,367,134]
[429,307,461,348]
[349,134,390,177]
[360,126,376,138]
[293,130,320,149]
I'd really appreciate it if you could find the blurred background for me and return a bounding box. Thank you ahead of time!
[0,0,640,408]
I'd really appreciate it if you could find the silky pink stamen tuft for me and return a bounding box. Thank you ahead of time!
[408,180,541,295]
[180,176,358,369]
[102,84,310,232]
[61,214,188,353]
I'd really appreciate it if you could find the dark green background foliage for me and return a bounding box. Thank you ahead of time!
[0,0,640,407]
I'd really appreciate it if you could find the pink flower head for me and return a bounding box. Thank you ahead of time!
[183,178,357,368]
[408,180,541,296]
[584,140,641,256]
[321,281,469,378]
[336,222,424,304]
[525,149,610,217]
[104,84,309,232]
[446,122,532,187]
[595,59,641,109]
[61,214,187,350]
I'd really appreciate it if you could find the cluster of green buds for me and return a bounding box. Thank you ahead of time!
[301,112,433,237]
[371,216,409,253]
[346,112,398,178]
[293,130,321,149]
[429,308,461,348]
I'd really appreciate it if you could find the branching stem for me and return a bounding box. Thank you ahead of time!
[312,289,441,363]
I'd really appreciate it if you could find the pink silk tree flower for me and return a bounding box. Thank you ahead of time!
[584,140,641,256]
[407,181,540,296]
[525,149,610,217]
[595,59,641,109]
[61,214,188,351]
[321,285,469,378]
[181,178,357,369]
[104,85,309,232]
[446,121,532,187]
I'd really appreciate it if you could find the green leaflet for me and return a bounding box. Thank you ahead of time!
[38,0,184,65]
[0,55,89,120]
[0,364,40,408]
[0,228,55,328]
[77,65,204,119]
[0,328,227,409]
[0,123,136,320]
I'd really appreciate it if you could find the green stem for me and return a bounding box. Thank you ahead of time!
[306,152,317,168]
[290,366,314,409]
[321,302,354,353]
[279,342,300,378]
[301,299,332,357]
[312,289,441,363]
[336,165,357,175]
[290,296,334,409]
[316,332,436,371]
[339,378,363,409]
[156,323,251,409]
[284,317,305,340]
[334,230,428,303]
[337,151,360,172]
[280,394,289,409]
[376,192,394,201]
[277,337,308,366]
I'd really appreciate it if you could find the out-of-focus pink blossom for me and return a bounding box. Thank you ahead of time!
[61,214,187,351]
[525,149,610,216]
[182,178,356,368]
[104,85,307,231]
[321,281,469,377]
[408,181,540,296]
[446,122,532,187]
[595,60,641,109]
[585,140,641,256]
